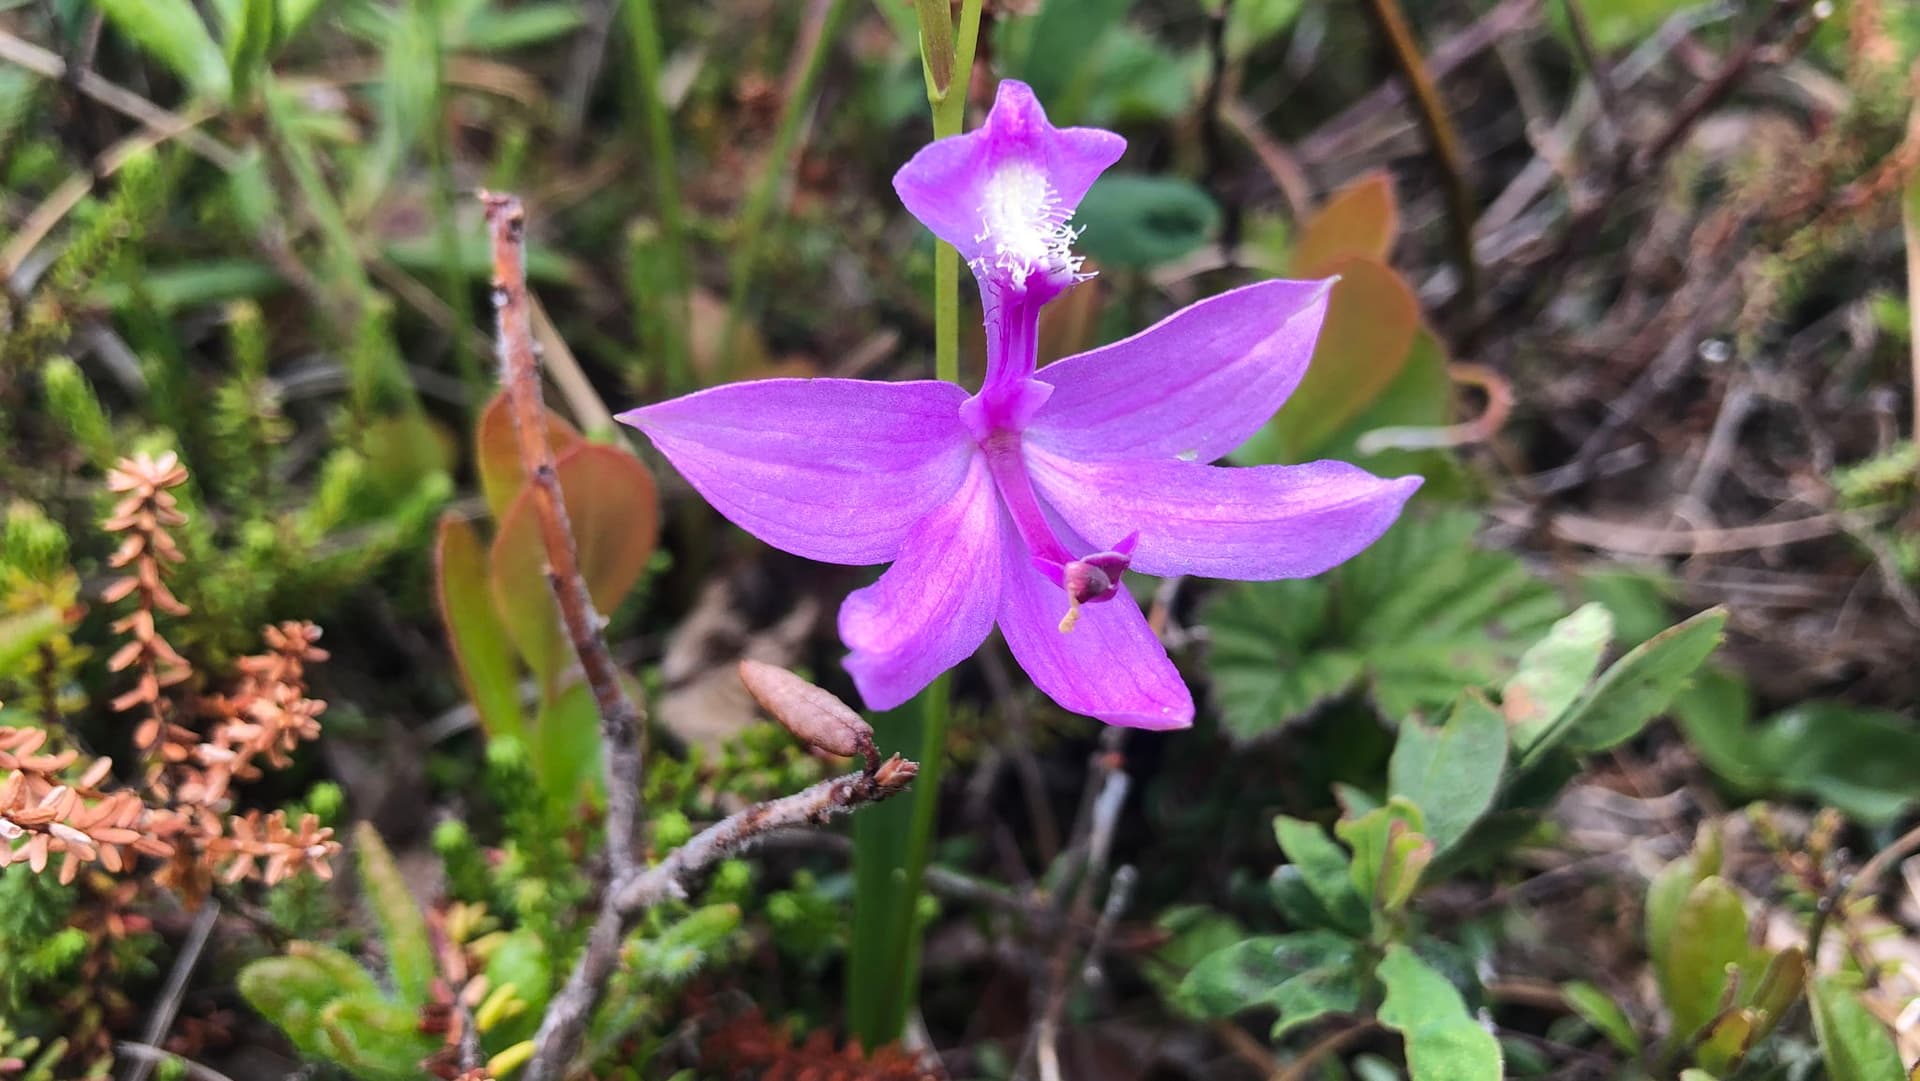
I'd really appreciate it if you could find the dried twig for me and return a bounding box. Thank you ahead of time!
[525,757,918,1080]
[482,193,647,875]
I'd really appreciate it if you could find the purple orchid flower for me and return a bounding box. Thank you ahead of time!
[619,80,1421,729]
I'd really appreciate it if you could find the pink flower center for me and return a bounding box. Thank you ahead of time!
[975,426,1136,633]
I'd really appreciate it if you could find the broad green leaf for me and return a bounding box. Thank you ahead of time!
[1809,977,1906,1081]
[1502,603,1613,743]
[1546,608,1727,757]
[1562,981,1641,1054]
[996,0,1132,109]
[1680,1071,1721,1081]
[354,823,435,1007]
[1291,172,1398,277]
[1671,667,1769,791]
[474,391,586,520]
[1644,857,1698,979]
[1658,877,1754,1042]
[1750,703,1920,825]
[1200,579,1365,738]
[1077,26,1202,124]
[490,444,659,692]
[96,0,232,101]
[1389,689,1508,853]
[1696,1009,1757,1076]
[435,515,526,742]
[1075,175,1221,268]
[1266,256,1418,460]
[1335,798,1424,906]
[1176,931,1364,1038]
[1149,906,1249,1015]
[1274,816,1371,936]
[1201,512,1563,739]
[1377,945,1503,1081]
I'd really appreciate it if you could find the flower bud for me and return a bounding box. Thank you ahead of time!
[737,660,874,760]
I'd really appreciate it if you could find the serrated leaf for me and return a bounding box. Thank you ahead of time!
[1502,603,1613,742]
[1377,945,1503,1081]
[1291,172,1399,277]
[1389,689,1507,853]
[1562,981,1641,1054]
[435,515,526,743]
[1176,931,1363,1038]
[1810,977,1906,1081]
[1076,174,1222,268]
[1267,256,1418,460]
[354,823,434,1007]
[1274,816,1370,936]
[1540,608,1727,759]
[1201,512,1563,740]
[96,0,232,101]
[490,444,659,692]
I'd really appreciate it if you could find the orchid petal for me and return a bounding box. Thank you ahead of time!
[840,453,1002,711]
[996,515,1192,729]
[618,378,973,565]
[892,80,1125,266]
[1026,448,1422,580]
[1026,279,1333,463]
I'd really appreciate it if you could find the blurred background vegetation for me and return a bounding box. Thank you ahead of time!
[3,0,1920,1077]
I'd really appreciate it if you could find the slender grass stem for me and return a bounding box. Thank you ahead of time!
[719,0,850,380]
[621,0,691,390]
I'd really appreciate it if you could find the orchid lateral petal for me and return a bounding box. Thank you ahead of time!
[892,79,1125,267]
[1026,449,1422,580]
[840,454,1002,711]
[618,378,974,565]
[1027,279,1334,463]
[996,516,1192,729]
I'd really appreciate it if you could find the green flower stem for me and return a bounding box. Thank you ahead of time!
[847,0,981,1047]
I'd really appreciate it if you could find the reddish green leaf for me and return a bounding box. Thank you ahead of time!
[1270,256,1419,460]
[1291,172,1399,278]
[434,514,525,742]
[490,444,659,692]
[475,391,585,520]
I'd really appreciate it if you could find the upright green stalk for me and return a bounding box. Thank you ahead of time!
[621,0,692,390]
[425,7,480,400]
[847,0,982,1048]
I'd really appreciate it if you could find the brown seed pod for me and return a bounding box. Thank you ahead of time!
[737,660,875,760]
